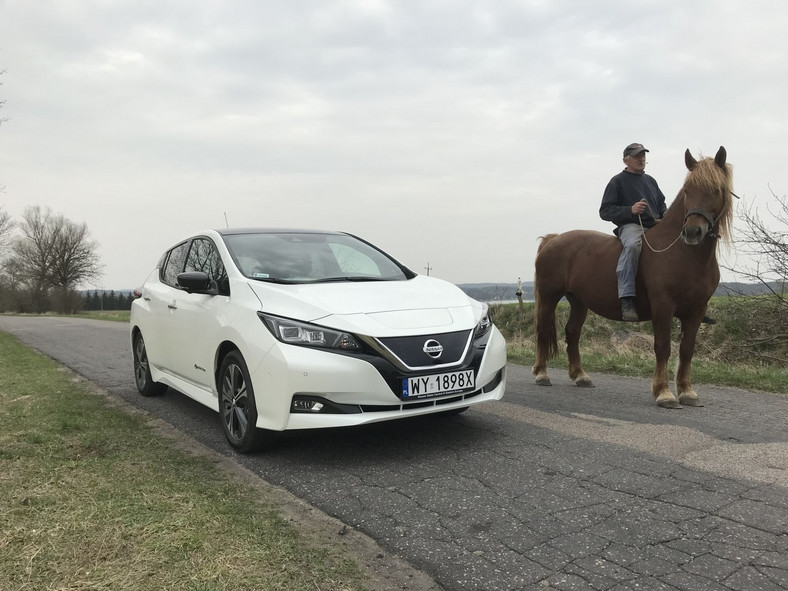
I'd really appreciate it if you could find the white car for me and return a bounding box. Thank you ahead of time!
[130,228,507,452]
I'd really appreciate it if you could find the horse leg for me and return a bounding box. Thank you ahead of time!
[565,294,593,387]
[651,314,680,408]
[532,292,562,387]
[676,317,704,407]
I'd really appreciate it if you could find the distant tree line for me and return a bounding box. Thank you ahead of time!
[82,290,134,311]
[0,205,104,314]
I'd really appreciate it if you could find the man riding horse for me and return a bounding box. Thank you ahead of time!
[532,145,732,407]
[599,143,667,321]
[600,143,715,324]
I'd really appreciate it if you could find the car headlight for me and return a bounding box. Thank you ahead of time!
[258,313,362,351]
[473,304,492,339]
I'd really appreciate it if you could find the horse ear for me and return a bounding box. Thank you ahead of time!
[685,149,698,171]
[714,146,727,169]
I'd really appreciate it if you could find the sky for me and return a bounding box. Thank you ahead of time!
[1,0,787,290]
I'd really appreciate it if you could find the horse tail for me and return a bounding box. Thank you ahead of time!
[534,234,559,360]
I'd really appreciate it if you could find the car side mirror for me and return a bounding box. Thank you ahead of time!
[177,271,218,295]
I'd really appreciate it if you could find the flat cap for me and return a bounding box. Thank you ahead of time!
[623,143,649,157]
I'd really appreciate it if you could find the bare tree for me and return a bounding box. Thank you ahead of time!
[0,206,12,255]
[0,206,15,311]
[717,189,788,365]
[8,205,104,313]
[728,188,788,300]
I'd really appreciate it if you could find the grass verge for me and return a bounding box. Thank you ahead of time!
[74,309,130,323]
[0,331,369,591]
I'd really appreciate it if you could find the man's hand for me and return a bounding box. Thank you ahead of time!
[631,199,648,215]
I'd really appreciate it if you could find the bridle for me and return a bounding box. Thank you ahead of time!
[684,206,723,240]
[639,190,738,253]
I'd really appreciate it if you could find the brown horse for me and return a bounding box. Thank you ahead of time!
[532,147,733,408]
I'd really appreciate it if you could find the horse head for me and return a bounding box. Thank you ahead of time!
[681,146,734,245]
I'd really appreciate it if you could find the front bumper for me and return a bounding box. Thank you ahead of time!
[248,325,508,431]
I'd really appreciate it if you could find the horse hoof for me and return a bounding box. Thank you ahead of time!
[657,399,683,409]
[535,376,552,386]
[575,379,595,388]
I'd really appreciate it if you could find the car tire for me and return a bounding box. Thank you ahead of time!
[133,332,167,397]
[218,350,271,453]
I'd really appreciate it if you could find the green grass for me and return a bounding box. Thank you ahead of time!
[74,309,130,322]
[494,296,788,394]
[0,331,368,591]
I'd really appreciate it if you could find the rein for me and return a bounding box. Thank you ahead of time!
[638,190,731,253]
[638,215,684,253]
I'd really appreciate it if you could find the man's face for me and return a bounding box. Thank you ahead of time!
[624,152,647,174]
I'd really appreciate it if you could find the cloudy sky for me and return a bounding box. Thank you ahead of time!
[1,0,786,290]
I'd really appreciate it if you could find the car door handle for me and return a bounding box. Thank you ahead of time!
[168,302,178,310]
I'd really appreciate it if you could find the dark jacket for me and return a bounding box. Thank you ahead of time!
[600,170,667,234]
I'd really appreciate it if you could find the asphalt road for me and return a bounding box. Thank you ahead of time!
[2,315,787,591]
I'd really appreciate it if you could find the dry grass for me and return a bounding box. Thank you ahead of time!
[0,331,367,591]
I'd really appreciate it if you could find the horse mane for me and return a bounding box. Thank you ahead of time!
[682,156,735,242]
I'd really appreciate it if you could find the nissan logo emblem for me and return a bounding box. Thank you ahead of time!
[423,339,443,359]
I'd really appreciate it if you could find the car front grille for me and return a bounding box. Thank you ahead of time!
[372,330,472,371]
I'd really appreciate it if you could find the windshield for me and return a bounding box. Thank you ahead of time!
[222,232,415,283]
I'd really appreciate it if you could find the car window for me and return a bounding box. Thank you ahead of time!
[183,237,229,295]
[223,232,411,283]
[186,238,226,280]
[161,241,190,287]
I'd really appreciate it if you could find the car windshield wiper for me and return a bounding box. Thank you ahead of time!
[309,276,391,283]
[251,276,298,284]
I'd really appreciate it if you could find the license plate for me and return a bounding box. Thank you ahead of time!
[402,370,475,399]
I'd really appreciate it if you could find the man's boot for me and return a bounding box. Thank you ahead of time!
[620,297,638,322]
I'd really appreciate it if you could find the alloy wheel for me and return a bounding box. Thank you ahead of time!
[134,337,149,390]
[221,361,250,443]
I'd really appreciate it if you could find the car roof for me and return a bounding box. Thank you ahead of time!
[215,228,346,237]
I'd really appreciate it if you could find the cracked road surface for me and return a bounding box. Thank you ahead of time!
[2,316,787,590]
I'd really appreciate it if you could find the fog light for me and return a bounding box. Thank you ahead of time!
[292,399,324,413]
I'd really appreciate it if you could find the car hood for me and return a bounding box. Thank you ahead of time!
[245,275,481,335]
